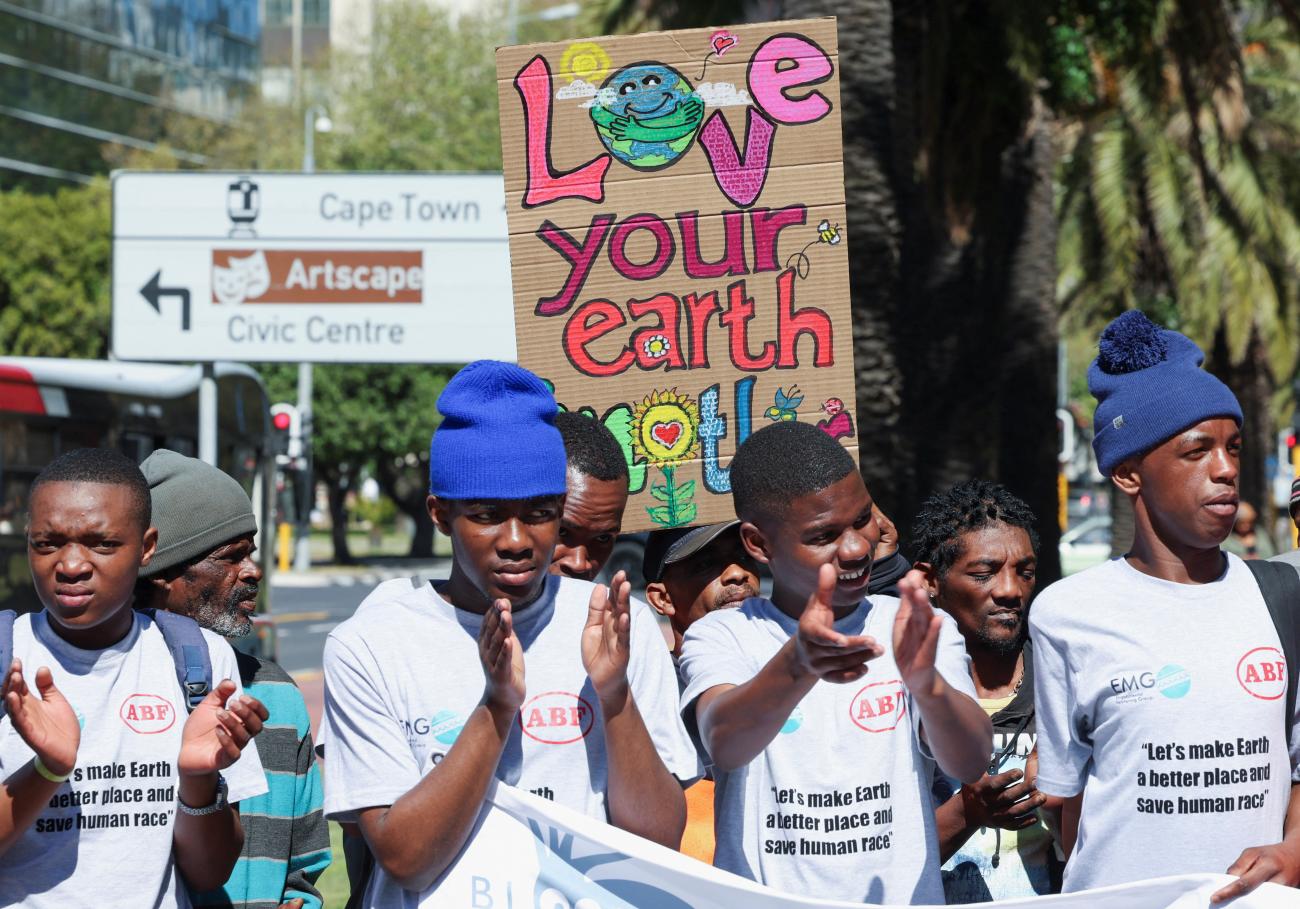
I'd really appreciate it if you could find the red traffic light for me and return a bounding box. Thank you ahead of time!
[273,411,292,431]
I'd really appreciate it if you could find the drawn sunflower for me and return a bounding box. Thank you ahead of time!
[631,389,700,468]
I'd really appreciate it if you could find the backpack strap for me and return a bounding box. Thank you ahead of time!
[0,610,14,718]
[139,608,212,712]
[1245,559,1300,745]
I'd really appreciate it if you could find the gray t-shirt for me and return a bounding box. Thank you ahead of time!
[322,574,700,904]
[1031,554,1300,892]
[0,610,267,909]
[678,595,976,905]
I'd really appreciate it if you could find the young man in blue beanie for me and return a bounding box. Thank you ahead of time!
[1031,311,1300,899]
[321,361,696,902]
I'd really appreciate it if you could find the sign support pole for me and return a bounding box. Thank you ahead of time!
[294,362,314,571]
[199,363,218,466]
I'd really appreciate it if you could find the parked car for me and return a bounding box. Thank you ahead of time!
[1059,515,1113,576]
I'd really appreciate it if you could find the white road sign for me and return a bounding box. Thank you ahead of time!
[111,172,516,363]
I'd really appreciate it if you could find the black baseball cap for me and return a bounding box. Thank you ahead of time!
[643,520,741,583]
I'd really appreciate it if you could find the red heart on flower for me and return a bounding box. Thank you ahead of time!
[711,32,736,56]
[651,421,683,448]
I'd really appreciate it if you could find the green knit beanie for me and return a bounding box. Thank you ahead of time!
[139,449,257,578]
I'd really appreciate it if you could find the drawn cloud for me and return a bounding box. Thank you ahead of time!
[695,81,752,107]
[581,87,618,109]
[555,79,598,100]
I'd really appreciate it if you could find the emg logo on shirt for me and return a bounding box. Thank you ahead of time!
[119,693,177,734]
[780,707,803,735]
[401,710,465,746]
[1109,664,1191,704]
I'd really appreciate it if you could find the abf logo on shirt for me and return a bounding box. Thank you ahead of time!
[1237,647,1287,700]
[119,693,177,734]
[519,691,594,745]
[849,679,906,733]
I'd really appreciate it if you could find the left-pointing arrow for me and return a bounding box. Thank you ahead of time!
[140,270,192,331]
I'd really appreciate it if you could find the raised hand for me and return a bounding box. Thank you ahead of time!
[178,680,268,777]
[792,563,882,684]
[872,504,900,560]
[894,569,944,695]
[479,599,525,713]
[582,570,632,707]
[3,658,79,777]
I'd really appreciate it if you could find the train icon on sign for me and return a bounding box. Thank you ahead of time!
[227,177,260,238]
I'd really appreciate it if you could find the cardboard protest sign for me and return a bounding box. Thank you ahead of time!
[497,19,856,531]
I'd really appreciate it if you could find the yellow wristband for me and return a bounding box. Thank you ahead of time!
[33,756,70,784]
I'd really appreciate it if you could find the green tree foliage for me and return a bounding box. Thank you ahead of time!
[260,363,453,560]
[0,182,111,358]
[133,1,514,561]
[327,0,504,172]
[1054,0,1300,512]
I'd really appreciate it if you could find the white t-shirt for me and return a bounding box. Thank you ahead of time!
[678,595,977,905]
[1031,554,1300,892]
[0,610,267,909]
[322,574,700,905]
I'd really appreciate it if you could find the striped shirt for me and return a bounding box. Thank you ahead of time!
[192,651,331,909]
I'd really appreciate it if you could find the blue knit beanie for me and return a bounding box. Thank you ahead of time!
[428,360,567,500]
[1088,311,1242,476]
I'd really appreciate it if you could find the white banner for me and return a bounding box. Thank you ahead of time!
[387,783,1300,908]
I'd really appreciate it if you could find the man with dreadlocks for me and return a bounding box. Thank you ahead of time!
[912,480,1062,902]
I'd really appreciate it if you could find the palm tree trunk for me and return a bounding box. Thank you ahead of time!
[644,0,1064,575]
[785,0,1062,577]
[1214,325,1276,543]
[324,467,355,565]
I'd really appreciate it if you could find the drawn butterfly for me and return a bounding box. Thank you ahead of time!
[764,385,804,422]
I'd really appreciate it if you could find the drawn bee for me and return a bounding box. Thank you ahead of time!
[764,385,804,422]
[817,219,842,245]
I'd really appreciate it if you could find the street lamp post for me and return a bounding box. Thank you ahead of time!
[294,105,332,572]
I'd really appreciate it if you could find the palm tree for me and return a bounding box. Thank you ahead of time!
[1057,0,1300,521]
[602,0,1065,579]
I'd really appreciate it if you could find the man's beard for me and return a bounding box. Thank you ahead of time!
[193,586,258,638]
[974,614,1026,657]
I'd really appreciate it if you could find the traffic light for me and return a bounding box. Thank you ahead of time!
[269,402,301,464]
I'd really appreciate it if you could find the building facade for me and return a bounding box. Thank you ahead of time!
[0,0,260,189]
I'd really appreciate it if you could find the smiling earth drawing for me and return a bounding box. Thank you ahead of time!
[589,62,705,170]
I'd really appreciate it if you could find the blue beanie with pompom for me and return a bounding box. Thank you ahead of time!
[1088,311,1242,476]
[429,360,567,500]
